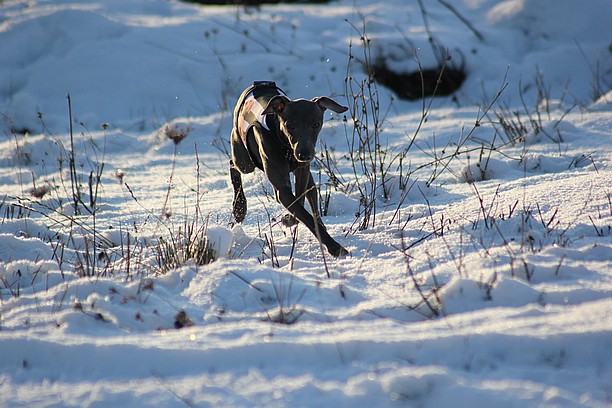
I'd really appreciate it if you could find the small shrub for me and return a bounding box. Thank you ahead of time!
[155,228,217,274]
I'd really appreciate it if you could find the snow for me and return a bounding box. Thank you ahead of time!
[1,0,611,406]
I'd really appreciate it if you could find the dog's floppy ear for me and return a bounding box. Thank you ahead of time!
[263,95,291,114]
[312,97,348,114]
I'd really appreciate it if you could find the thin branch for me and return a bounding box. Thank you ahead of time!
[437,0,485,42]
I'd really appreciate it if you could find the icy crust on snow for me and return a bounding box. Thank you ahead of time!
[1,0,612,407]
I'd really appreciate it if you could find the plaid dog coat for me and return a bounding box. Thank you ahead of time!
[237,81,284,147]
[230,81,288,174]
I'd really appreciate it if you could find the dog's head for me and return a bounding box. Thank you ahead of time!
[263,96,348,163]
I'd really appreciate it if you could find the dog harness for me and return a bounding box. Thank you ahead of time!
[237,81,285,146]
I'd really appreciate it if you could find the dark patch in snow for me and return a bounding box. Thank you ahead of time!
[372,59,466,101]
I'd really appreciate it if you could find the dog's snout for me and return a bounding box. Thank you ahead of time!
[295,149,313,162]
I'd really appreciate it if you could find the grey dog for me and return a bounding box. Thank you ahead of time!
[229,81,349,257]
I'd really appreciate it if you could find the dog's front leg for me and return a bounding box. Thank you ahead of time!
[274,183,347,257]
[281,165,312,227]
[303,170,321,222]
[294,166,322,222]
[230,161,247,223]
[294,165,310,208]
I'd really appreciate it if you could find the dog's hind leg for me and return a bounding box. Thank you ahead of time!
[230,160,247,223]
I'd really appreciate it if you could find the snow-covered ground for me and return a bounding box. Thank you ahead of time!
[1,0,611,406]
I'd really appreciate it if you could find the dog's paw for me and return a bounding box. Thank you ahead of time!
[281,214,299,227]
[329,244,349,258]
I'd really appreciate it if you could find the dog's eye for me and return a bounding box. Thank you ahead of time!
[286,123,296,131]
[312,122,321,129]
